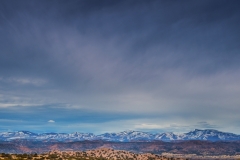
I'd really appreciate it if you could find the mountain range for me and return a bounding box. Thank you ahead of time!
[1,129,240,142]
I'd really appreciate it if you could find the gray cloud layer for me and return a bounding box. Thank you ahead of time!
[0,0,240,133]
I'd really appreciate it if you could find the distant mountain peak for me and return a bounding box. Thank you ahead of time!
[121,130,144,134]
[0,129,239,142]
[194,129,218,132]
[18,131,36,134]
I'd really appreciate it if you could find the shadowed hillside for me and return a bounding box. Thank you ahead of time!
[1,140,240,156]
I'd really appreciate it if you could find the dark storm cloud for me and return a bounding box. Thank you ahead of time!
[0,0,240,133]
[1,0,239,76]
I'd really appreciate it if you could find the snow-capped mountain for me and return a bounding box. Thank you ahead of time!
[0,129,240,142]
[97,130,154,142]
[177,129,240,141]
[0,131,38,140]
[35,132,97,141]
[154,132,179,141]
[0,131,97,141]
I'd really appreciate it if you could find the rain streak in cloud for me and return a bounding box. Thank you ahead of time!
[0,0,240,134]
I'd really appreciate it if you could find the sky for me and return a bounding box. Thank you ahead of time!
[0,0,240,134]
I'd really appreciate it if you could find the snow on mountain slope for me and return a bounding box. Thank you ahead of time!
[97,130,154,142]
[0,131,38,141]
[178,129,240,141]
[0,131,96,141]
[154,132,178,141]
[1,129,240,142]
